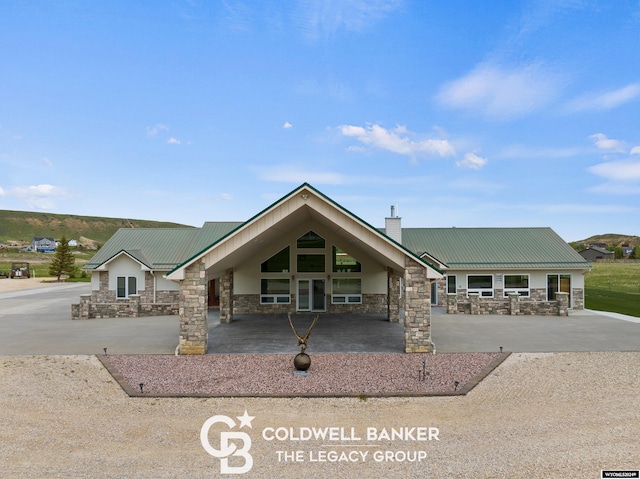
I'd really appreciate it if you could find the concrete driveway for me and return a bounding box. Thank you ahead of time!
[0,283,638,354]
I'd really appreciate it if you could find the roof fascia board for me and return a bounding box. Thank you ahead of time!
[90,250,152,271]
[167,183,442,279]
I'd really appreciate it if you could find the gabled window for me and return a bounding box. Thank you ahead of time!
[261,246,290,273]
[297,254,325,272]
[332,246,361,273]
[297,231,325,249]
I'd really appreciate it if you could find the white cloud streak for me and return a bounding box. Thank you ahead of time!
[456,152,488,170]
[589,133,625,152]
[588,159,640,182]
[437,62,564,119]
[567,83,640,111]
[2,184,68,209]
[295,0,403,41]
[340,124,455,159]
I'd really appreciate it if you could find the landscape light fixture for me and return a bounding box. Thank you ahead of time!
[103,347,107,355]
[454,381,460,391]
[499,346,503,353]
[139,383,144,394]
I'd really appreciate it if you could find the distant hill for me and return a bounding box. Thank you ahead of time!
[575,234,640,248]
[0,210,193,248]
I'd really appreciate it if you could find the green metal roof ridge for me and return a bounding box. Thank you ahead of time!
[168,183,443,276]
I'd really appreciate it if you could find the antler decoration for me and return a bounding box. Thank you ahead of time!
[288,313,318,352]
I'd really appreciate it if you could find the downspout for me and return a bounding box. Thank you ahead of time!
[150,271,157,303]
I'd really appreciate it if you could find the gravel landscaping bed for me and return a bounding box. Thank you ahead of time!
[101,352,507,397]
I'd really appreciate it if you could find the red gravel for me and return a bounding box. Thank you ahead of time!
[103,352,506,397]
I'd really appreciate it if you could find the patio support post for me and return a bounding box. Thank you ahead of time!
[555,291,569,316]
[219,268,234,323]
[178,259,208,354]
[388,268,400,323]
[403,257,432,353]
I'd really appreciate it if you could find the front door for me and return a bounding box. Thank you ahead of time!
[547,274,571,307]
[297,279,326,312]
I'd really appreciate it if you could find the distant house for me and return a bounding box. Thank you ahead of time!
[68,239,78,247]
[74,183,591,355]
[31,237,56,253]
[578,246,613,262]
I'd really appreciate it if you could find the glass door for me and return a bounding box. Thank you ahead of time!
[297,279,325,311]
[547,274,571,306]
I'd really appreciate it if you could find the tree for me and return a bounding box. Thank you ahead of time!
[630,246,638,259]
[614,246,624,260]
[49,236,76,281]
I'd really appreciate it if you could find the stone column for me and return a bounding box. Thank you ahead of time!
[219,268,234,324]
[129,294,141,318]
[178,259,208,355]
[388,268,400,323]
[469,293,480,315]
[446,293,457,314]
[509,293,520,316]
[76,294,91,320]
[555,292,569,317]
[403,257,432,353]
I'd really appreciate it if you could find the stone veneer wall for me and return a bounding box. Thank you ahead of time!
[403,257,432,353]
[388,270,401,323]
[178,259,208,354]
[446,288,571,316]
[72,294,178,319]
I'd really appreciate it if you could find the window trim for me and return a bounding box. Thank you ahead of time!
[260,278,291,305]
[331,277,362,304]
[503,274,530,298]
[446,275,457,294]
[467,274,494,298]
[116,276,137,299]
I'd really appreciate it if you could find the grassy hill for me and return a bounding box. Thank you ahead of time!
[577,233,640,247]
[0,210,193,248]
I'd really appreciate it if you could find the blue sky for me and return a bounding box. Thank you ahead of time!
[1,1,639,242]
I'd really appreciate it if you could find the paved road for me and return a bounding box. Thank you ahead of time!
[0,285,638,354]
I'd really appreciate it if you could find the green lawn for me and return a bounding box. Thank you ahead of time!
[584,262,640,317]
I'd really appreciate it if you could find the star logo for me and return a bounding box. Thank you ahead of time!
[236,409,255,429]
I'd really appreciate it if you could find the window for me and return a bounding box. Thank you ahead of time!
[447,275,457,294]
[116,276,137,299]
[297,231,325,249]
[504,274,530,297]
[297,254,325,272]
[260,279,290,304]
[547,274,571,304]
[331,278,362,304]
[261,246,290,273]
[332,246,361,273]
[467,275,493,297]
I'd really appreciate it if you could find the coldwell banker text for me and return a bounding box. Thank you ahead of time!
[262,426,439,464]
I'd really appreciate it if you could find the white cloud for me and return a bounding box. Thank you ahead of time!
[6,184,68,209]
[589,133,625,152]
[588,159,640,182]
[436,62,563,119]
[219,193,233,201]
[339,124,455,159]
[456,152,487,170]
[498,145,583,159]
[295,0,403,41]
[630,146,640,155]
[42,157,53,167]
[283,121,293,129]
[167,137,181,145]
[567,83,640,111]
[146,124,170,137]
[0,186,5,196]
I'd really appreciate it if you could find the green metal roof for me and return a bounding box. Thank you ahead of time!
[400,227,591,270]
[85,228,200,270]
